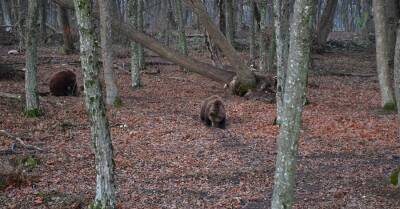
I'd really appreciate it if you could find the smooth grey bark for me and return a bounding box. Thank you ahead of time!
[0,0,12,31]
[25,0,40,114]
[98,0,120,105]
[73,0,115,208]
[316,0,338,46]
[128,0,144,88]
[394,20,400,137]
[175,0,188,71]
[274,0,290,124]
[270,0,313,208]
[224,0,234,44]
[373,0,396,108]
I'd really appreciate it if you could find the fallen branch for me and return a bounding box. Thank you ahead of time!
[0,130,44,151]
[0,92,21,100]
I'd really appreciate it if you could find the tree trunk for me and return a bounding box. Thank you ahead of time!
[72,0,115,208]
[25,0,40,116]
[249,0,256,61]
[0,0,12,31]
[218,0,226,35]
[258,1,267,72]
[270,0,313,208]
[394,19,400,137]
[58,5,74,54]
[184,0,257,95]
[39,0,47,44]
[128,0,144,88]
[373,0,396,109]
[385,0,399,67]
[316,0,338,46]
[98,0,120,106]
[175,0,188,71]
[274,0,290,124]
[224,0,234,44]
[11,0,25,51]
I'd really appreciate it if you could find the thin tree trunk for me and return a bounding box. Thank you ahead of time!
[25,0,40,116]
[274,0,290,124]
[58,6,74,53]
[73,0,115,208]
[249,0,256,61]
[271,0,313,208]
[0,0,12,31]
[259,0,267,72]
[175,0,188,72]
[98,0,120,106]
[128,0,144,88]
[218,0,225,35]
[225,0,234,44]
[385,0,399,67]
[373,0,396,109]
[394,20,400,137]
[39,0,47,44]
[316,0,338,46]
[11,0,25,51]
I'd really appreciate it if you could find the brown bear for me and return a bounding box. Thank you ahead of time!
[200,95,226,129]
[49,70,78,96]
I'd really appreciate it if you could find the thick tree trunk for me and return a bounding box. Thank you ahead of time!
[0,0,12,31]
[274,0,290,124]
[270,0,313,208]
[98,0,120,106]
[316,0,338,46]
[73,0,115,208]
[58,6,75,54]
[25,0,40,116]
[184,0,257,95]
[373,0,396,109]
[394,20,400,137]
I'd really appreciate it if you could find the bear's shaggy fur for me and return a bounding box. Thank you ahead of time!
[49,70,78,96]
[200,95,226,129]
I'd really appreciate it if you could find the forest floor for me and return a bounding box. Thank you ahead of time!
[1,44,400,209]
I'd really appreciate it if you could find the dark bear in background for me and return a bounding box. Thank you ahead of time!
[49,70,78,96]
[200,95,226,129]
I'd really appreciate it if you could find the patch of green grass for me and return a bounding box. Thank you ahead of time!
[389,166,400,185]
[24,108,42,118]
[383,102,396,111]
[113,97,122,108]
[15,155,40,169]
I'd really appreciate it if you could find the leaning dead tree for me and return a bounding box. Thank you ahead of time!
[53,0,274,96]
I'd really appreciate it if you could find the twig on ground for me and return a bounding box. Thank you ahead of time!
[0,130,44,151]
